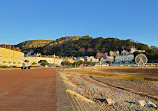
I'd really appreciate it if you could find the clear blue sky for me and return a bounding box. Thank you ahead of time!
[0,0,158,46]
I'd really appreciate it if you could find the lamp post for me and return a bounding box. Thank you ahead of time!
[54,53,56,68]
[100,58,103,69]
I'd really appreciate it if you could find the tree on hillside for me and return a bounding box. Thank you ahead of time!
[133,51,143,58]
[61,61,71,66]
[145,46,158,59]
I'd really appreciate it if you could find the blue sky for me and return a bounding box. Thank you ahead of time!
[0,0,158,46]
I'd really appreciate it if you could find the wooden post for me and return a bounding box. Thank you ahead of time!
[100,58,102,69]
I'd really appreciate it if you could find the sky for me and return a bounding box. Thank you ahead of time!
[0,0,158,47]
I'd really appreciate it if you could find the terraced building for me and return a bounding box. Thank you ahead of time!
[0,44,24,67]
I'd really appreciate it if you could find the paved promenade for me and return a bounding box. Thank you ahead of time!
[0,68,57,111]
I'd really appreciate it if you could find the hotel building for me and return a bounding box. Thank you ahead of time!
[0,44,24,67]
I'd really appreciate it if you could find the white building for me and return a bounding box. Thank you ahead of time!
[101,56,114,63]
[115,55,134,63]
[84,56,98,62]
[24,56,63,66]
[130,47,137,54]
[121,50,129,55]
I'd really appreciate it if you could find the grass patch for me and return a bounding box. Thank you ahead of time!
[62,66,158,81]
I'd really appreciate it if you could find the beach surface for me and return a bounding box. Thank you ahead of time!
[59,66,158,110]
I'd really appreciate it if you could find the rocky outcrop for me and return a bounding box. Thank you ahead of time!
[16,40,53,50]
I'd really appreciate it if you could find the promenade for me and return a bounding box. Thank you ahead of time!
[0,68,56,111]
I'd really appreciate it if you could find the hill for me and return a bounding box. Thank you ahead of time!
[43,36,82,50]
[36,36,149,56]
[16,40,54,50]
[15,36,158,62]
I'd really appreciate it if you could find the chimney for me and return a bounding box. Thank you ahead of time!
[15,47,19,51]
[7,45,11,49]
[2,44,6,48]
[12,47,16,50]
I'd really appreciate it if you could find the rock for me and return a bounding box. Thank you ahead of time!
[145,101,157,108]
[135,100,146,106]
[106,98,115,105]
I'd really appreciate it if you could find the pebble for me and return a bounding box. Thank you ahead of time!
[135,100,146,106]
[106,98,115,105]
[62,73,157,110]
[145,101,157,108]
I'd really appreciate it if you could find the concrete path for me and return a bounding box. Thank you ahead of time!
[56,70,73,111]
